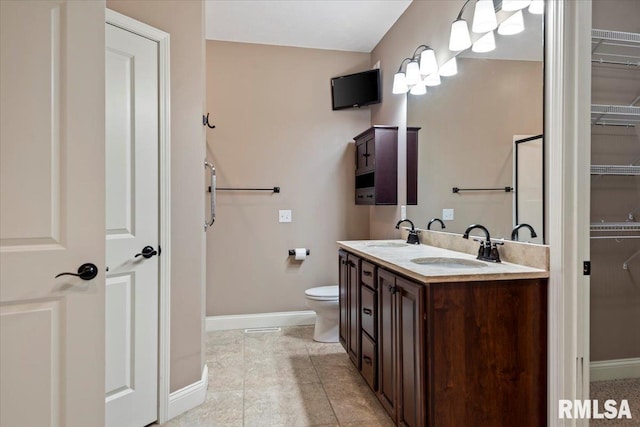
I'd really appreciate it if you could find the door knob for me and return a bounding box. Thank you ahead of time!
[135,246,158,259]
[55,263,99,280]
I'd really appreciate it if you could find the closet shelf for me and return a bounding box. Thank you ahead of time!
[592,29,640,68]
[590,222,640,232]
[591,104,640,127]
[590,165,640,175]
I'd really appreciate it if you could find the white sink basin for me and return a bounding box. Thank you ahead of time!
[367,242,409,248]
[410,257,487,268]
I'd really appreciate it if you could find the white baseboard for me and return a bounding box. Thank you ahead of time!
[590,358,640,381]
[167,364,209,421]
[206,310,316,331]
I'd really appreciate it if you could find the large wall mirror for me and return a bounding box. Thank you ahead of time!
[406,10,545,243]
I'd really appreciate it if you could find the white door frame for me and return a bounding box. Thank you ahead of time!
[105,9,172,425]
[546,1,592,425]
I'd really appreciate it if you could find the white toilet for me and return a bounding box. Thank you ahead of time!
[304,285,339,343]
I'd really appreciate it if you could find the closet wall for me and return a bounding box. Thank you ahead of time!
[590,0,640,363]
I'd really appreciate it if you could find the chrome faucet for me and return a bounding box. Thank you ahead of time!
[511,224,538,241]
[462,224,502,263]
[395,219,420,245]
[427,218,446,230]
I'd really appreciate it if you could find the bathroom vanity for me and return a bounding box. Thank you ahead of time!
[337,239,548,427]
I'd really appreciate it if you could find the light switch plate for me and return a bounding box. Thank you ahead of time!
[279,210,292,223]
[442,208,454,221]
[401,205,407,220]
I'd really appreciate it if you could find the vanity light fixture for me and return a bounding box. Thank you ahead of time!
[418,46,439,76]
[472,30,496,53]
[501,0,531,11]
[439,57,458,77]
[424,73,442,87]
[528,0,544,14]
[392,57,413,94]
[472,0,498,33]
[498,10,525,35]
[410,80,427,95]
[449,0,473,51]
[405,60,422,86]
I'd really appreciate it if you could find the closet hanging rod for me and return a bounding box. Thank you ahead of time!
[623,249,640,270]
[209,186,280,193]
[453,186,512,193]
[591,59,639,67]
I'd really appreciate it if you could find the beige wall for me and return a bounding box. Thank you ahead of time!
[590,0,640,362]
[206,41,371,316]
[370,1,462,239]
[407,58,543,239]
[106,0,206,392]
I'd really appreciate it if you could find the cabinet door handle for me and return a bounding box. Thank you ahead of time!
[363,271,372,277]
[363,308,372,316]
[388,285,397,294]
[363,356,372,365]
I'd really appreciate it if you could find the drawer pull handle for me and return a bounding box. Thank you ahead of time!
[363,271,372,277]
[363,356,373,365]
[363,308,372,316]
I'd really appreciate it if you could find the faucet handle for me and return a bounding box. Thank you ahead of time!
[492,241,504,247]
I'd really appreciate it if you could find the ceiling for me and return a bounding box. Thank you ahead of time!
[204,0,413,53]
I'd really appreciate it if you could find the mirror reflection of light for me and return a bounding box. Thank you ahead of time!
[439,57,458,77]
[498,10,525,35]
[472,30,496,53]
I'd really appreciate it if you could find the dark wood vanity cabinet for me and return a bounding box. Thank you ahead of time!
[339,250,361,368]
[338,250,548,427]
[378,269,426,427]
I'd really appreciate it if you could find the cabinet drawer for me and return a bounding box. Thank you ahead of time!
[356,188,375,205]
[361,285,376,339]
[361,260,376,289]
[361,332,377,390]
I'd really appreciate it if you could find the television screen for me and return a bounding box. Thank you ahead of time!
[331,69,381,111]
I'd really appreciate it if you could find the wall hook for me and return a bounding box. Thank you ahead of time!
[203,113,216,129]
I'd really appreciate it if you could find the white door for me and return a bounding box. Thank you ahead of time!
[105,21,159,427]
[0,1,106,427]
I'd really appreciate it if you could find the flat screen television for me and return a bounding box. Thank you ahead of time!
[331,69,381,111]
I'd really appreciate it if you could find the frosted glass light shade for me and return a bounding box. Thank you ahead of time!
[424,73,441,87]
[472,0,498,33]
[472,31,496,53]
[392,72,409,94]
[419,48,438,76]
[498,10,525,35]
[501,0,530,11]
[449,19,472,51]
[439,57,458,77]
[405,61,422,86]
[409,81,427,95]
[528,0,544,14]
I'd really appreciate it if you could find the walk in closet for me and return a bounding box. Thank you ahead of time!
[589,0,640,402]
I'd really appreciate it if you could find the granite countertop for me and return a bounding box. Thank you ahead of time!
[337,239,549,283]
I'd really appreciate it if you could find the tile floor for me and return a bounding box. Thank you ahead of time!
[162,326,394,427]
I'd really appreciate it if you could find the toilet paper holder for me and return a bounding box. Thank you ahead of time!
[288,249,310,256]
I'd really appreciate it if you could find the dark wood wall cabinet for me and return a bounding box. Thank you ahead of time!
[353,126,420,205]
[338,250,548,427]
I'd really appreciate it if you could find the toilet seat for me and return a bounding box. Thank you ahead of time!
[305,285,338,301]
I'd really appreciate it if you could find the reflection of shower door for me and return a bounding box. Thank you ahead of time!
[514,134,544,244]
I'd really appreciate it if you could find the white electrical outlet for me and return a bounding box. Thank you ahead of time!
[442,208,454,221]
[401,205,407,220]
[279,210,292,223]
